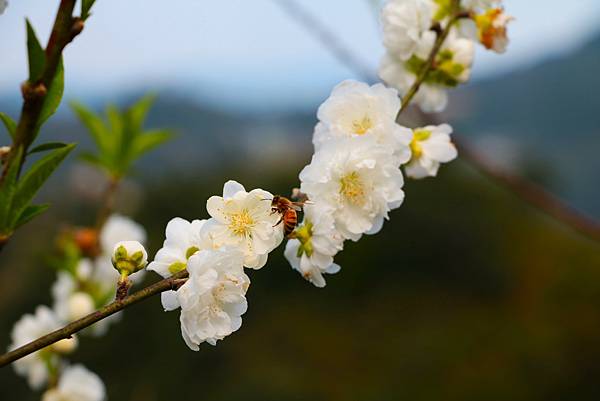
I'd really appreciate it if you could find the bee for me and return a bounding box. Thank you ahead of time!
[271,195,306,238]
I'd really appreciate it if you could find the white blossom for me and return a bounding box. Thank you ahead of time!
[205,180,283,269]
[148,218,216,311]
[313,80,413,163]
[284,204,344,288]
[42,365,106,401]
[379,30,474,113]
[177,248,250,350]
[404,124,457,178]
[8,306,63,389]
[381,0,435,61]
[52,274,95,322]
[300,137,405,241]
[99,214,146,253]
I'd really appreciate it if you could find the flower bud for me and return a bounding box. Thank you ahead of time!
[111,240,148,278]
[52,336,78,354]
[67,292,95,321]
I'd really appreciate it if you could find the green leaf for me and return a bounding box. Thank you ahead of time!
[128,94,156,134]
[10,144,75,226]
[0,112,16,141]
[26,19,46,82]
[81,0,97,20]
[14,204,50,229]
[71,102,110,152]
[132,130,174,157]
[0,147,23,232]
[28,142,68,154]
[39,58,64,127]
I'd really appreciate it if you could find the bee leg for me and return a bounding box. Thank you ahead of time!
[273,216,283,227]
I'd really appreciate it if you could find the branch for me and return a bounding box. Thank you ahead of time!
[0,270,188,367]
[272,0,376,82]
[453,134,600,242]
[3,0,83,175]
[397,5,460,115]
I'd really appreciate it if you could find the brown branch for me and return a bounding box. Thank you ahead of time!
[397,1,460,115]
[453,134,600,242]
[0,270,189,368]
[10,0,82,162]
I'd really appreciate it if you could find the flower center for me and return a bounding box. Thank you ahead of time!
[410,129,431,160]
[228,209,254,236]
[352,115,372,135]
[340,171,366,206]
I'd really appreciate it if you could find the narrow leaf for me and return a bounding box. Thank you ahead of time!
[0,147,23,232]
[0,112,16,140]
[14,204,50,229]
[39,58,64,127]
[70,102,110,152]
[28,142,68,154]
[133,130,174,157]
[128,94,157,133]
[79,152,112,174]
[81,0,97,20]
[10,144,75,226]
[26,20,46,82]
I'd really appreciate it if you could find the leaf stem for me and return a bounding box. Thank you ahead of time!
[0,270,188,367]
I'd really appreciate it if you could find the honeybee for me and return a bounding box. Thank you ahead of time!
[271,195,306,238]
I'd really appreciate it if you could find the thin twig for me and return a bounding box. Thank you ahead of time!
[397,4,459,115]
[272,0,376,82]
[0,270,188,367]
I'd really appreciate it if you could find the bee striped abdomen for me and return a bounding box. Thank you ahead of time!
[283,209,298,237]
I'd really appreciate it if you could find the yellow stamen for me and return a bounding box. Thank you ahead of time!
[352,115,372,135]
[228,209,254,236]
[340,171,366,206]
[410,129,431,160]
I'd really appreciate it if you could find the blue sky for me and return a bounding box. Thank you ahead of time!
[1,0,599,110]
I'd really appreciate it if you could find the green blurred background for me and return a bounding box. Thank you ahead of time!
[2,0,600,400]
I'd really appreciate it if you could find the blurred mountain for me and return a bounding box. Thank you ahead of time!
[450,32,600,216]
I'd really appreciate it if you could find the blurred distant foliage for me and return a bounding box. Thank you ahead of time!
[71,95,174,179]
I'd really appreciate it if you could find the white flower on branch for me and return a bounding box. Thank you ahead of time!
[381,0,435,61]
[284,204,344,288]
[379,29,474,113]
[313,80,413,164]
[404,124,457,178]
[52,273,96,322]
[300,137,405,241]
[148,217,217,310]
[205,180,283,269]
[177,248,250,350]
[42,364,106,401]
[8,306,65,389]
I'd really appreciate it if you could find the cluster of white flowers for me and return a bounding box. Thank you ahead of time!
[148,181,283,350]
[379,0,512,112]
[9,214,146,398]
